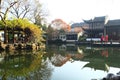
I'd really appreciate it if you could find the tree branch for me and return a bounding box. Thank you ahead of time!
[22,5,30,19]
[4,1,17,20]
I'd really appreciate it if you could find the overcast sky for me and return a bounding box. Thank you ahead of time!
[40,0,120,24]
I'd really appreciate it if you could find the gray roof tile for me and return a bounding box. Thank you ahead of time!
[93,16,106,22]
[105,19,120,26]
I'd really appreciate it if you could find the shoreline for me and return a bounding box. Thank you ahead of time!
[47,40,120,47]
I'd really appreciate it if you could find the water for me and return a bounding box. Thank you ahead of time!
[0,44,120,80]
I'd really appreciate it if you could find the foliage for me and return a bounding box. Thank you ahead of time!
[0,0,47,43]
[47,19,71,40]
[0,19,43,43]
[79,34,87,41]
[41,24,47,31]
[0,51,42,77]
[0,20,5,28]
[51,19,71,32]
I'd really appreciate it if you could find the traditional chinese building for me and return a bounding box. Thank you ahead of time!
[105,19,120,41]
[84,16,109,39]
[51,31,82,42]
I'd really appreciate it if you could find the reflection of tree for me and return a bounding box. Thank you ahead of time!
[51,54,71,67]
[0,51,53,80]
[47,52,84,67]
[46,44,85,67]
[25,60,53,80]
[46,44,120,72]
[101,50,108,57]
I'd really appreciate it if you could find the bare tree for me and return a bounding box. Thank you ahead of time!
[2,0,47,26]
[9,0,31,19]
[30,0,47,26]
[0,0,47,43]
[9,0,47,26]
[0,0,17,43]
[0,0,1,9]
[0,0,2,19]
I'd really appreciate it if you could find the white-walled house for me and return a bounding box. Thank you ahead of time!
[51,31,83,42]
[59,33,66,41]
[66,31,83,42]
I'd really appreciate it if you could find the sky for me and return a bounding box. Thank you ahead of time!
[40,0,120,24]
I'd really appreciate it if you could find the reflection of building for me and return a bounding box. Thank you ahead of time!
[83,62,110,72]
[51,54,71,67]
[82,47,120,71]
[49,45,84,67]
[58,44,83,54]
[82,49,110,72]
[51,53,84,67]
[48,44,80,54]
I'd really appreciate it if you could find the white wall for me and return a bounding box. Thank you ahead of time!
[0,31,4,41]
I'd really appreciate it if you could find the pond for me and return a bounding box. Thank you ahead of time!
[0,44,120,80]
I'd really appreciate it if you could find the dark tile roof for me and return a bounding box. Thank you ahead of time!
[83,16,108,23]
[93,16,106,22]
[71,23,83,28]
[105,19,120,26]
[71,22,88,28]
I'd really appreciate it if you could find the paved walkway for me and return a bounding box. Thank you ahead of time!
[95,42,120,44]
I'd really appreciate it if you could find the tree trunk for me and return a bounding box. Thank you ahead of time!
[0,0,1,8]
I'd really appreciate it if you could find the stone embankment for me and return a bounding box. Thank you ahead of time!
[0,42,45,51]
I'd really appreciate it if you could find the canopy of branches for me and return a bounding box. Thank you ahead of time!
[0,0,46,25]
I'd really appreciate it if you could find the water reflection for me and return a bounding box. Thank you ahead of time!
[0,44,120,80]
[83,47,120,72]
[46,44,120,72]
[46,44,84,67]
[0,51,53,80]
[45,44,120,80]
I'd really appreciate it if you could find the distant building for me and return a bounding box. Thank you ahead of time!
[51,31,82,42]
[59,33,66,41]
[66,32,82,42]
[84,16,109,38]
[50,16,120,42]
[71,22,89,33]
[105,19,120,41]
